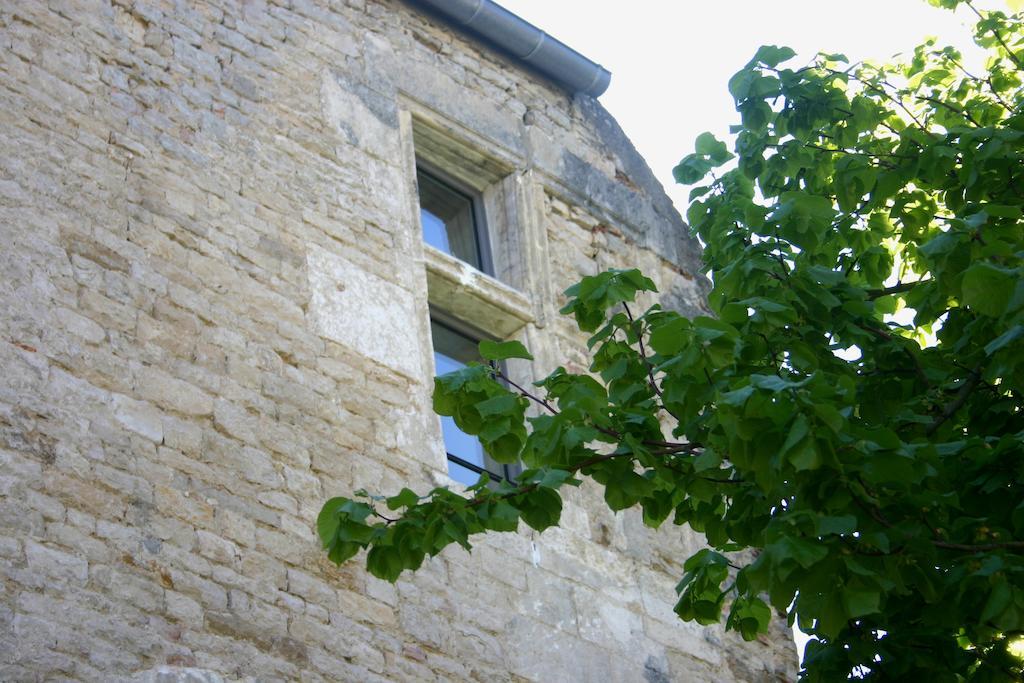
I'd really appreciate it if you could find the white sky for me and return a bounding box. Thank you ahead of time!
[497,0,1008,663]
[500,0,1000,211]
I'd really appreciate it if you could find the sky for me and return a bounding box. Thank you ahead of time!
[500,0,1000,211]
[497,0,1007,663]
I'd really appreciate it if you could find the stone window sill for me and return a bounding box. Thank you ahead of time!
[423,245,533,339]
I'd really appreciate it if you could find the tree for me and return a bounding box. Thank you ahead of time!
[317,1,1024,678]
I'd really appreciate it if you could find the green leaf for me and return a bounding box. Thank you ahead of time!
[519,487,563,531]
[694,132,734,164]
[673,154,713,184]
[385,488,420,511]
[780,414,810,456]
[683,548,730,574]
[788,439,821,472]
[317,497,347,546]
[533,468,576,489]
[720,385,755,407]
[751,45,797,68]
[769,536,827,569]
[816,515,857,536]
[843,586,881,619]
[750,374,812,393]
[479,339,533,362]
[692,448,723,473]
[984,324,1024,354]
[327,541,360,565]
[962,263,1014,317]
[604,475,641,511]
[366,545,404,582]
[981,577,1012,624]
[728,596,772,640]
[475,393,519,418]
[648,317,692,355]
[482,501,520,532]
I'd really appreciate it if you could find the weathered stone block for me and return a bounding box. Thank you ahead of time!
[137,366,215,417]
[306,244,421,378]
[24,540,88,585]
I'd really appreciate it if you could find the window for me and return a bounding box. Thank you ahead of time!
[402,107,534,486]
[417,167,490,273]
[430,318,518,486]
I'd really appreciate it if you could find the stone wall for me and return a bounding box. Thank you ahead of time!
[0,0,797,680]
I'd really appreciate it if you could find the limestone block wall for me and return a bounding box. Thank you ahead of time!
[0,0,797,681]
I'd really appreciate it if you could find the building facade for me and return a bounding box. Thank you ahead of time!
[0,0,797,680]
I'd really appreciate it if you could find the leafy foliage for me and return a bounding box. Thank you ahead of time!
[319,2,1024,679]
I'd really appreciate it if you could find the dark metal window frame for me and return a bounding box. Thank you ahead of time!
[429,311,520,484]
[416,160,494,276]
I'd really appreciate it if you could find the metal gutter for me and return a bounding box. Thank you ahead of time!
[408,0,611,98]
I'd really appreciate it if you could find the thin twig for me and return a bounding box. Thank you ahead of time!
[623,302,663,398]
[985,77,1013,110]
[932,539,1024,552]
[767,142,908,166]
[495,369,558,415]
[925,365,983,436]
[865,279,930,299]
[850,477,1024,554]
[915,95,982,127]
[854,323,931,388]
[825,67,925,130]
[965,0,1024,70]
[945,55,1014,110]
[572,450,633,472]
[700,476,743,485]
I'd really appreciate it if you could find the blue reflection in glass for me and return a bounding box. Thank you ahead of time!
[421,208,451,254]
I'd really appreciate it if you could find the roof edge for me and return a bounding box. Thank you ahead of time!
[407,0,611,98]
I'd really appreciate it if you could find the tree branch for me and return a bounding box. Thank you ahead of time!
[915,95,982,127]
[965,1,1024,70]
[925,366,983,436]
[494,369,558,415]
[851,476,1024,554]
[623,303,663,399]
[824,67,926,130]
[944,54,1014,110]
[931,539,1024,552]
[854,323,931,388]
[985,77,1014,110]
[766,142,906,167]
[461,449,636,514]
[571,450,633,472]
[866,279,930,299]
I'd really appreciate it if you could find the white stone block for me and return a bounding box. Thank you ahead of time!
[307,244,421,378]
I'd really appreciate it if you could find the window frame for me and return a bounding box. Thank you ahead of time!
[415,160,495,277]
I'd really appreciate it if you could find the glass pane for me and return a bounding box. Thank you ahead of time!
[417,169,482,270]
[447,459,482,487]
[431,321,479,367]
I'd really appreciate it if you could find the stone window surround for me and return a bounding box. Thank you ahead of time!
[398,98,538,485]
